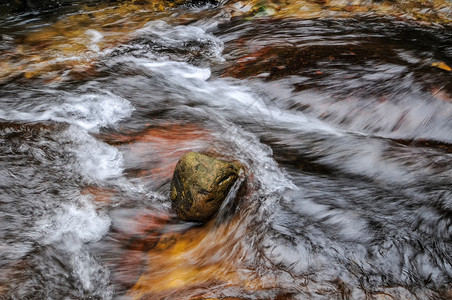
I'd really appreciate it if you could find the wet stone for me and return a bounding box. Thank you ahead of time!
[170,152,243,222]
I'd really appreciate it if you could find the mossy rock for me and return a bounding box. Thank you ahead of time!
[170,152,243,222]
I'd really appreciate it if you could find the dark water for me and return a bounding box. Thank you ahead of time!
[0,1,452,299]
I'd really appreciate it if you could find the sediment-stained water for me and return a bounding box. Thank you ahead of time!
[0,0,451,299]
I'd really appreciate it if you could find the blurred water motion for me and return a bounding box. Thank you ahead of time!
[0,0,452,299]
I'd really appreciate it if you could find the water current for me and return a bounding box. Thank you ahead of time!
[0,0,451,299]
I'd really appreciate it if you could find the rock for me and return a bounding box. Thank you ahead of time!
[170,152,243,222]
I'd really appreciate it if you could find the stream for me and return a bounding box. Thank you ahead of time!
[0,0,452,299]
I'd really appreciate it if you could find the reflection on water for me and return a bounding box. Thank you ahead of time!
[0,0,452,299]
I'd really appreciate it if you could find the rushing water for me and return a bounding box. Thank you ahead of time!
[0,0,452,299]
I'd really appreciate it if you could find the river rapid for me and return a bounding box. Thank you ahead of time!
[0,0,452,299]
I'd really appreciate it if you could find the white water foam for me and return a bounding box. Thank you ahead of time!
[0,91,133,132]
[37,196,112,298]
[119,21,334,136]
[132,57,342,138]
[39,196,110,245]
[85,29,104,53]
[135,20,224,62]
[65,126,125,183]
[213,117,297,194]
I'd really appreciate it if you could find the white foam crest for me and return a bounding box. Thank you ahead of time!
[38,196,110,245]
[60,126,125,183]
[0,91,133,132]
[144,61,211,80]
[37,196,112,298]
[135,20,224,61]
[57,92,133,132]
[85,29,103,53]
[137,59,342,136]
[213,117,297,194]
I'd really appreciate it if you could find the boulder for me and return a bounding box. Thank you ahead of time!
[170,152,243,222]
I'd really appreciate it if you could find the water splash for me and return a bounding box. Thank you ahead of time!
[0,89,133,132]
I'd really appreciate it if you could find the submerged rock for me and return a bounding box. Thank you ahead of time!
[170,152,243,222]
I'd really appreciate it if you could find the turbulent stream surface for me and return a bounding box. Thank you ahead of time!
[1,0,452,299]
